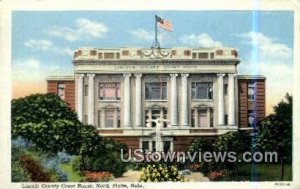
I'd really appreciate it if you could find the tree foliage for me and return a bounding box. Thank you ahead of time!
[12,94,82,155]
[12,94,79,126]
[256,93,292,180]
[12,94,127,177]
[215,131,251,153]
[257,93,292,160]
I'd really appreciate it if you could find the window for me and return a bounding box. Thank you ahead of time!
[116,53,120,59]
[224,114,228,125]
[191,82,213,100]
[90,50,97,56]
[171,50,177,56]
[248,110,256,127]
[74,51,80,58]
[57,83,65,100]
[216,50,223,55]
[105,109,114,128]
[104,52,115,59]
[84,84,88,96]
[122,50,129,56]
[140,138,173,152]
[184,50,191,56]
[142,141,150,152]
[192,53,197,59]
[137,50,142,56]
[145,82,167,100]
[163,141,171,153]
[145,109,168,128]
[198,53,208,59]
[98,53,103,59]
[152,141,156,152]
[248,82,256,100]
[224,84,228,95]
[99,83,121,100]
[210,52,214,59]
[98,108,121,128]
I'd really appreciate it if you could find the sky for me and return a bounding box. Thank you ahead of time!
[12,11,294,115]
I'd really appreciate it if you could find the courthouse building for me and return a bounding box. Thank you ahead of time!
[47,47,265,152]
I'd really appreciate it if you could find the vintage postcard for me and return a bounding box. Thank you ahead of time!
[0,0,299,189]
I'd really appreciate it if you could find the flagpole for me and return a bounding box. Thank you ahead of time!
[154,15,160,49]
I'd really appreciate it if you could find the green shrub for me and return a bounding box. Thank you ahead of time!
[214,131,251,172]
[12,161,31,182]
[11,142,31,182]
[139,164,187,182]
[77,128,127,178]
[71,156,82,173]
[12,94,83,155]
[187,138,215,173]
[77,150,127,178]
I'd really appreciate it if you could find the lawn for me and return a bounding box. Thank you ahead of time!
[223,163,292,181]
[60,163,85,182]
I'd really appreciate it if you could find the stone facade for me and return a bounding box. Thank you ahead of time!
[47,47,266,151]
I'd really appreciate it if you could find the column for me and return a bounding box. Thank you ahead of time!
[135,74,142,127]
[170,74,178,126]
[123,74,131,127]
[87,74,95,125]
[194,108,199,127]
[181,74,189,126]
[75,74,84,122]
[113,108,118,128]
[228,74,236,125]
[217,74,225,126]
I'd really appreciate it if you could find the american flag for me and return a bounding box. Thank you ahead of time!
[156,15,173,32]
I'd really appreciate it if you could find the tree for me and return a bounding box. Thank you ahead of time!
[214,131,251,175]
[256,93,292,180]
[12,93,128,177]
[12,94,82,154]
[77,125,127,177]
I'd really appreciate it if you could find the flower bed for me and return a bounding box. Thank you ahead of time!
[139,164,187,182]
[84,171,114,182]
[207,170,226,181]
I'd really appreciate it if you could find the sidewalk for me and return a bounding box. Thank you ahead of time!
[112,170,210,182]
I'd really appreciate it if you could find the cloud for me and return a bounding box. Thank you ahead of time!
[13,58,43,81]
[237,31,292,60]
[237,31,293,114]
[24,38,74,57]
[24,39,53,51]
[60,48,74,56]
[12,58,73,99]
[53,47,74,57]
[180,33,223,48]
[129,28,153,41]
[47,18,108,41]
[12,58,69,82]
